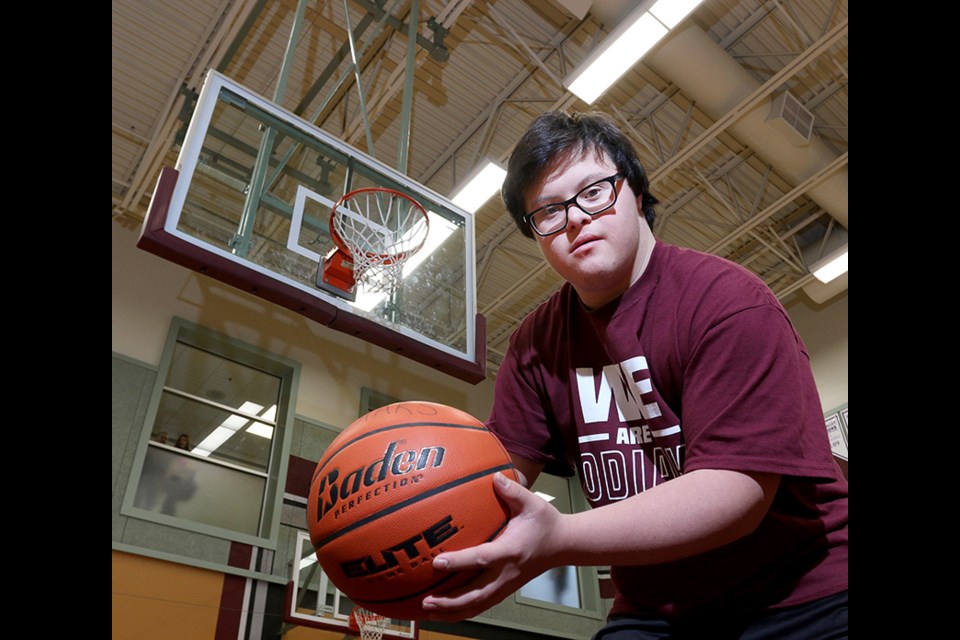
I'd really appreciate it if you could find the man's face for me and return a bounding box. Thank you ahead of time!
[524,149,652,309]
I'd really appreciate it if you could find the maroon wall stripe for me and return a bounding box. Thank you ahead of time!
[286,455,317,499]
[215,542,254,640]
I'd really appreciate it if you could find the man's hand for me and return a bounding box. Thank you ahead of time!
[421,471,562,621]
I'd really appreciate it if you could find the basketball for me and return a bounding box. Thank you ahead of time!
[306,401,519,620]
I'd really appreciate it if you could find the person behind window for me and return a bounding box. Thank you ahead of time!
[161,452,198,516]
[155,431,169,445]
[421,110,848,640]
[174,433,191,450]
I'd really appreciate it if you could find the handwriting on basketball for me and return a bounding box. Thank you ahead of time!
[341,515,459,578]
[314,441,445,521]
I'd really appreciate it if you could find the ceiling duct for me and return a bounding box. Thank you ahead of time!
[544,0,592,19]
[768,91,814,146]
[644,22,847,303]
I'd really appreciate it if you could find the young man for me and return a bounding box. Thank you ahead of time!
[421,110,848,639]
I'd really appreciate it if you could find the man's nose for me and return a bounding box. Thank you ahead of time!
[565,203,592,229]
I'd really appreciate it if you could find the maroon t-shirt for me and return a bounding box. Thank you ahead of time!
[488,241,848,618]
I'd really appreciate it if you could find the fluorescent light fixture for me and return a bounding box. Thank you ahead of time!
[811,244,848,283]
[564,0,705,104]
[246,405,277,439]
[353,211,459,312]
[534,491,556,503]
[193,401,264,456]
[451,161,507,213]
[649,0,705,28]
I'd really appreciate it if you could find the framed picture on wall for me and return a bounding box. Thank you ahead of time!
[825,406,848,461]
[839,407,848,448]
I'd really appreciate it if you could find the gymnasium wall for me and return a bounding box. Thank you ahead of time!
[783,290,849,414]
[112,220,848,437]
[112,547,532,640]
[112,220,849,640]
[113,552,223,640]
[112,220,605,639]
[111,222,498,430]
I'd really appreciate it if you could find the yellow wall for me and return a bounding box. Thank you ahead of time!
[112,551,222,640]
[113,550,456,640]
[784,290,848,412]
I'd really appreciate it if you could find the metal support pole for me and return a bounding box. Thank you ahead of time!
[264,1,402,193]
[396,0,419,174]
[343,0,378,159]
[230,0,308,257]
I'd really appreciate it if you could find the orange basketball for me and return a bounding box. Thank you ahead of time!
[306,401,518,620]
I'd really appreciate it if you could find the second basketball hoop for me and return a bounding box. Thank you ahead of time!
[318,187,430,302]
[349,606,389,640]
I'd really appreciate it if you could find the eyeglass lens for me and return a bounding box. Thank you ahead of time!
[529,175,619,235]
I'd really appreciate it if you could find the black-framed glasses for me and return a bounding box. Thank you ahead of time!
[523,173,624,237]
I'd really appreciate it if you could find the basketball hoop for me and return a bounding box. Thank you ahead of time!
[349,606,389,640]
[320,187,430,299]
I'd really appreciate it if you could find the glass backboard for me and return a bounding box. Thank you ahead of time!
[139,71,484,383]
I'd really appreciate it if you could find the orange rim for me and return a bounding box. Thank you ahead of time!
[328,187,430,266]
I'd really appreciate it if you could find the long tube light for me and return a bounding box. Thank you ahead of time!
[193,401,265,456]
[565,0,706,105]
[811,244,848,284]
[451,160,507,213]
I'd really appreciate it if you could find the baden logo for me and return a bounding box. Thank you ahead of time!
[314,441,445,522]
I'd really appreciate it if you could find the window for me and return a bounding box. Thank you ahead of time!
[517,473,601,616]
[121,318,300,546]
[359,387,398,414]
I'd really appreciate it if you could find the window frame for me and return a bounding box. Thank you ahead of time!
[120,317,300,549]
[513,474,604,620]
[359,387,399,414]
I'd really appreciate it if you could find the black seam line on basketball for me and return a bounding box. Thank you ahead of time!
[353,516,510,605]
[351,519,512,606]
[356,569,464,605]
[313,462,515,549]
[309,422,491,484]
[487,517,509,541]
[351,519,512,608]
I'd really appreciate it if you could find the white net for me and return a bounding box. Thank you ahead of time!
[332,188,430,294]
[352,607,389,640]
